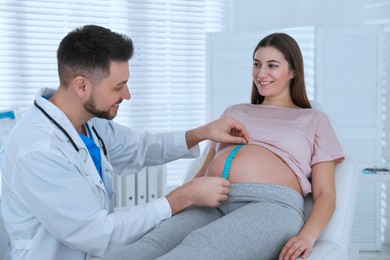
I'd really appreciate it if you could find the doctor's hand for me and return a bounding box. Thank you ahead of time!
[166,176,230,215]
[185,116,249,149]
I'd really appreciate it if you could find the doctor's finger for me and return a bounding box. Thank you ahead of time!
[224,135,248,145]
[228,119,249,141]
[218,194,229,202]
[220,186,230,195]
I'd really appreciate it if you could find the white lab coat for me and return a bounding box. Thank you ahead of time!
[0,88,199,260]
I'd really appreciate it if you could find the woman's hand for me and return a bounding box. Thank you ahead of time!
[278,235,315,259]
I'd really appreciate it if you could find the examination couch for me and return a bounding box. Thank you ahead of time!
[182,101,358,260]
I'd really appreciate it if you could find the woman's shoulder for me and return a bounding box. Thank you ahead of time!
[223,103,251,113]
[223,103,328,118]
[303,107,331,120]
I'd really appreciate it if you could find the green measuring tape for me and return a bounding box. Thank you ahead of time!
[221,144,243,179]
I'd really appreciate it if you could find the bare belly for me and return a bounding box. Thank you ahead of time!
[205,144,302,195]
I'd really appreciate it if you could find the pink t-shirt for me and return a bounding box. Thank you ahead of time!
[214,103,345,196]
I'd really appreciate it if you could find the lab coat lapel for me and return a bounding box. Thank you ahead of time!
[34,89,107,193]
[87,121,115,212]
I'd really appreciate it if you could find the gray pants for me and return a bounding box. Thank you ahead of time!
[104,183,305,260]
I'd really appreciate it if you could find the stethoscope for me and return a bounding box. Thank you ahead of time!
[34,100,108,162]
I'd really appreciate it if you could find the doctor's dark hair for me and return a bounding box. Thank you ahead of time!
[57,25,134,87]
[250,33,311,108]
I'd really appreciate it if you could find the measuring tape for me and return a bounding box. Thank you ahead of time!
[221,144,243,179]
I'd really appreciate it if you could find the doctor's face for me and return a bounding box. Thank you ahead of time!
[84,61,130,120]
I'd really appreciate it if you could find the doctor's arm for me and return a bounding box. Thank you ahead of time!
[95,115,247,175]
[14,151,176,256]
[145,116,246,216]
[166,144,229,215]
[185,116,248,148]
[279,160,336,260]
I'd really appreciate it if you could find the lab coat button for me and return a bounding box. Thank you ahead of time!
[100,180,103,184]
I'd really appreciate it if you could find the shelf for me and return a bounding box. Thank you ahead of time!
[357,164,390,182]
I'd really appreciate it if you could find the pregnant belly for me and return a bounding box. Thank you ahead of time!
[205,144,302,195]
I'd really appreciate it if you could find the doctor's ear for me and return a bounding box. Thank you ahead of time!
[73,76,91,97]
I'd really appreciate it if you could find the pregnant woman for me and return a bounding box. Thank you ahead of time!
[103,32,344,260]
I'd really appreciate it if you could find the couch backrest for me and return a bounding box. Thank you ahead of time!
[309,100,357,246]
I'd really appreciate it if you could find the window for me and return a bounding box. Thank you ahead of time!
[0,0,226,190]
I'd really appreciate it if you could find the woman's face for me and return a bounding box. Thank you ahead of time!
[252,46,294,103]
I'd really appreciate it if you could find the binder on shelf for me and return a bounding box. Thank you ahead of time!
[136,168,147,205]
[113,165,166,210]
[122,174,136,208]
[147,165,163,202]
[113,175,122,209]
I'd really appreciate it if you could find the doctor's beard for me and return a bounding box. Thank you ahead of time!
[84,94,120,120]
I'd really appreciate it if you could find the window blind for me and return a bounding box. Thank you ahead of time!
[365,0,390,245]
[0,0,226,190]
[365,0,390,163]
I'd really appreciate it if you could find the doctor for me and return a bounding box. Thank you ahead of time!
[0,25,248,260]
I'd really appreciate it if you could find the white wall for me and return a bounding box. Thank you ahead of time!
[226,0,367,32]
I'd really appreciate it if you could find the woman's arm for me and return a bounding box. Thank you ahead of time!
[279,160,336,260]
